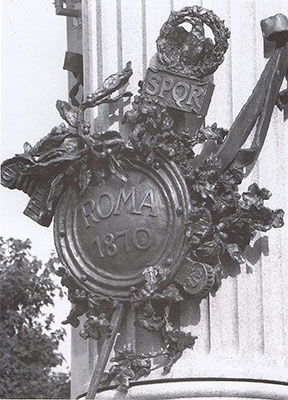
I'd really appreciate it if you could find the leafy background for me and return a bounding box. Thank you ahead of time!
[0,237,70,398]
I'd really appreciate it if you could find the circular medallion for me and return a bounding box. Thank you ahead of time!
[175,258,215,297]
[54,155,190,297]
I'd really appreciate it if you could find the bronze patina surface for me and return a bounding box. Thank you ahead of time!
[143,68,214,115]
[175,258,215,297]
[54,155,190,296]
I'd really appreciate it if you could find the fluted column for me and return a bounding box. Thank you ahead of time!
[70,1,288,398]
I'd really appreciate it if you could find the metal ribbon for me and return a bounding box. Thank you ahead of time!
[216,14,288,174]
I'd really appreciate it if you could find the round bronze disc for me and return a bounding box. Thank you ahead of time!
[54,155,190,297]
[175,258,215,297]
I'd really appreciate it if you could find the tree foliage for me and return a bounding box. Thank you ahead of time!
[0,237,70,399]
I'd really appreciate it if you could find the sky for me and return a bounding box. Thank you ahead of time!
[1,0,71,371]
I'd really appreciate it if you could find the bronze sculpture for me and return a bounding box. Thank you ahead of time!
[1,5,288,397]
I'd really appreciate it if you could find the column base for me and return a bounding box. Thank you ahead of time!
[76,378,288,399]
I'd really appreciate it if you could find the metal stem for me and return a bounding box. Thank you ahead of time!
[86,304,125,399]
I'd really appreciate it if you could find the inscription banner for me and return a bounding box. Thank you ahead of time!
[143,68,214,116]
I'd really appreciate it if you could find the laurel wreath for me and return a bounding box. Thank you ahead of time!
[157,6,230,78]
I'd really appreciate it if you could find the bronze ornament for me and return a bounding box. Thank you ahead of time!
[156,6,230,78]
[54,154,190,297]
[1,5,288,396]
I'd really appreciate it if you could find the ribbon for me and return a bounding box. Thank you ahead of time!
[216,14,288,174]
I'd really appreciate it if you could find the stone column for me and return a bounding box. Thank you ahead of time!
[69,1,288,398]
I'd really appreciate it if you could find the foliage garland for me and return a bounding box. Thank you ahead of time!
[1,58,284,391]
